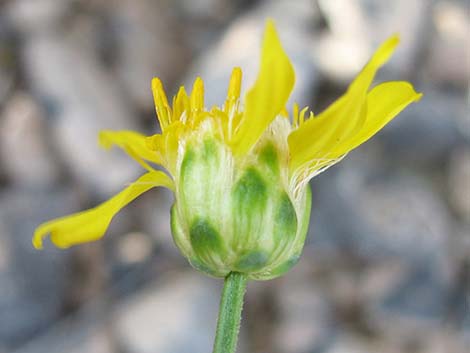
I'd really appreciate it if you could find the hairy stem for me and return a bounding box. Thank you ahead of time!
[212,272,248,353]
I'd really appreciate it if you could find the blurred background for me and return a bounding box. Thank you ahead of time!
[0,0,469,352]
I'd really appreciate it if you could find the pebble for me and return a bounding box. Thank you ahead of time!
[0,188,75,348]
[5,0,72,33]
[0,92,60,188]
[272,256,334,353]
[20,30,143,195]
[426,1,470,88]
[139,188,176,253]
[379,89,466,168]
[448,147,470,221]
[114,272,220,353]
[309,154,452,264]
[314,0,431,81]
[110,0,190,110]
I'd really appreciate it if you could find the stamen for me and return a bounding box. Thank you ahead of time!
[293,103,299,127]
[225,68,242,138]
[173,86,189,122]
[225,67,242,109]
[152,78,172,129]
[190,77,205,115]
[299,106,309,126]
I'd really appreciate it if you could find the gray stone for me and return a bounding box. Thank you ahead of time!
[353,174,450,262]
[448,147,470,221]
[426,1,470,89]
[139,187,176,253]
[110,0,190,110]
[311,155,452,262]
[0,29,15,108]
[9,300,115,353]
[325,328,468,353]
[314,0,373,82]
[19,28,142,195]
[0,92,60,188]
[114,272,221,353]
[5,0,73,33]
[173,0,241,22]
[314,0,431,81]
[0,188,75,348]
[272,256,334,353]
[378,89,466,167]
[324,334,376,353]
[307,154,454,330]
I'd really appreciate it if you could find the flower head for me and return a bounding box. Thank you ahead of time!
[33,20,422,280]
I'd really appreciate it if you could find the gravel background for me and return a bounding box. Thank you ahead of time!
[0,1,468,352]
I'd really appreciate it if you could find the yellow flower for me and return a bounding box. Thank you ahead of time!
[33,20,421,279]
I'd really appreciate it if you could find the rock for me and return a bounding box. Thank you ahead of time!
[9,303,116,353]
[309,155,452,263]
[426,1,470,89]
[114,272,221,353]
[419,328,469,353]
[446,223,470,331]
[0,222,10,274]
[5,0,73,33]
[373,262,450,323]
[0,92,60,188]
[272,256,334,353]
[352,173,450,262]
[139,187,176,253]
[0,188,75,348]
[18,25,142,195]
[110,0,190,110]
[115,231,154,266]
[448,147,470,221]
[358,0,432,77]
[324,334,376,353]
[66,326,114,353]
[378,89,466,168]
[314,0,371,81]
[325,328,468,353]
[173,0,242,23]
[314,0,432,81]
[0,22,15,108]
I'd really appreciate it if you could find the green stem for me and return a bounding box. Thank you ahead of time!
[212,272,248,353]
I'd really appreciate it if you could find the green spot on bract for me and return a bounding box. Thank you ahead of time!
[232,168,267,210]
[260,143,279,174]
[274,192,297,241]
[235,250,269,272]
[190,217,223,255]
[189,258,222,277]
[202,138,219,162]
[180,146,195,182]
[270,254,300,277]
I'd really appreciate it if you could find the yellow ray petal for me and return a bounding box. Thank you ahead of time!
[331,81,422,155]
[290,81,421,184]
[231,19,295,155]
[288,35,400,172]
[33,171,174,249]
[99,130,162,172]
[152,78,172,129]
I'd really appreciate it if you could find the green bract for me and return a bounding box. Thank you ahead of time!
[170,119,312,280]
